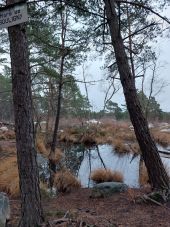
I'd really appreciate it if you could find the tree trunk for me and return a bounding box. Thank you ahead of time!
[104,0,170,192]
[48,56,64,178]
[7,0,44,226]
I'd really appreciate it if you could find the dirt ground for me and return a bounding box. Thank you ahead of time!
[9,188,170,227]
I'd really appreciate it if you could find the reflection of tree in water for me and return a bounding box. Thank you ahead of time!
[86,145,107,187]
[64,144,85,176]
[63,144,110,187]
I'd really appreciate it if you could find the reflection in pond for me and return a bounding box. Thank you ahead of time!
[38,144,170,189]
[64,144,85,175]
[78,145,140,188]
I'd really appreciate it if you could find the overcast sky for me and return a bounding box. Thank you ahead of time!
[75,6,170,113]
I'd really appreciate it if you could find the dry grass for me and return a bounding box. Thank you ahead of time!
[139,160,148,186]
[54,170,81,193]
[152,130,170,147]
[48,148,64,165]
[90,168,124,183]
[4,130,16,139]
[0,156,19,197]
[59,129,79,144]
[0,130,15,140]
[139,160,170,186]
[0,155,52,198]
[113,139,131,154]
[80,134,96,145]
[128,143,140,154]
[36,139,49,157]
[0,133,7,140]
[58,121,138,153]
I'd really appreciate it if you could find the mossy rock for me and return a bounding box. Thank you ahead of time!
[90,182,128,198]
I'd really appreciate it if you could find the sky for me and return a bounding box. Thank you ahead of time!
[75,6,170,113]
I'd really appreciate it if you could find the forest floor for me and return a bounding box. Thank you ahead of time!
[9,187,170,227]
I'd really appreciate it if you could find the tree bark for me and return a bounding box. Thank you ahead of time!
[104,0,170,192]
[7,0,44,226]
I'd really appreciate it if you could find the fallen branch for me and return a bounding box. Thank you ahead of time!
[137,193,170,210]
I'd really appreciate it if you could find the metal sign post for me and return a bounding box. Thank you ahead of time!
[0,3,28,29]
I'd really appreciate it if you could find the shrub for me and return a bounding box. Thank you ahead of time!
[90,168,124,183]
[113,139,130,154]
[0,157,19,197]
[54,170,81,193]
[48,148,64,166]
[36,139,49,156]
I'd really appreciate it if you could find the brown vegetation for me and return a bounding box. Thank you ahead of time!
[90,168,124,183]
[0,130,16,140]
[139,160,170,186]
[152,129,170,147]
[0,156,19,197]
[58,120,170,153]
[48,148,64,166]
[36,138,49,157]
[57,121,140,154]
[54,170,81,193]
[113,139,131,154]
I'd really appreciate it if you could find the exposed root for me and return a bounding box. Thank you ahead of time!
[136,190,170,209]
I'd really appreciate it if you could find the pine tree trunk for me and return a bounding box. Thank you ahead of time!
[104,0,170,192]
[7,0,44,226]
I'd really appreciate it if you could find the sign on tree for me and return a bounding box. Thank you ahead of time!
[0,3,28,29]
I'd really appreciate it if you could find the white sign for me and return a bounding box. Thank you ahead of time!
[0,3,28,29]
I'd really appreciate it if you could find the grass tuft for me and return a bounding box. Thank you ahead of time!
[36,139,49,156]
[0,156,19,197]
[48,148,64,165]
[54,170,81,193]
[91,168,124,183]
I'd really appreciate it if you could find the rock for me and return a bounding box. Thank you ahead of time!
[90,182,128,198]
[0,127,8,132]
[0,193,10,227]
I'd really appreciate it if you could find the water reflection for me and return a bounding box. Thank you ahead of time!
[78,145,140,188]
[38,144,170,189]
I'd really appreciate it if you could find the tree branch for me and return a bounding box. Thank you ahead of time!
[116,0,170,24]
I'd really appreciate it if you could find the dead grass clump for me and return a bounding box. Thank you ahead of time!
[80,134,96,146]
[139,161,148,186]
[128,143,140,154]
[0,142,16,154]
[48,148,64,165]
[139,160,170,186]
[54,170,81,193]
[113,139,130,154]
[114,130,136,142]
[153,131,170,147]
[91,168,123,183]
[36,139,49,157]
[59,130,79,143]
[4,130,15,140]
[0,133,7,140]
[0,156,19,197]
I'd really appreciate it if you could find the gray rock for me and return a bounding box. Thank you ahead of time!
[0,193,10,227]
[90,182,128,198]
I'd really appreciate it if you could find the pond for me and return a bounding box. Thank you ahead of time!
[38,144,170,188]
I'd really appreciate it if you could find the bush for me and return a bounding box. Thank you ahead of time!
[54,170,81,193]
[91,168,124,183]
